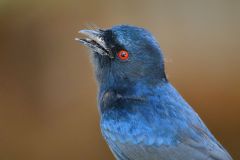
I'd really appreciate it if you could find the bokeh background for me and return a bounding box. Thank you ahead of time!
[0,0,239,159]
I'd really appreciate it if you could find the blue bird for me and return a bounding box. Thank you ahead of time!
[76,25,233,160]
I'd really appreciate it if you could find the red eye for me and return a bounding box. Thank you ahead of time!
[117,50,129,60]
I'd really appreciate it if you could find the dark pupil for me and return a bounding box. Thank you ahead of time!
[121,52,126,57]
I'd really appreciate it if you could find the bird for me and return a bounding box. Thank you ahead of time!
[76,25,233,160]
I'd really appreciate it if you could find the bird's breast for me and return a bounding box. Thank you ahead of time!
[100,107,179,147]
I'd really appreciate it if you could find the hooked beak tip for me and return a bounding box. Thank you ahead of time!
[78,29,102,37]
[76,28,114,58]
[75,37,80,41]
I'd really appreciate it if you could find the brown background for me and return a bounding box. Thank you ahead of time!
[0,0,239,159]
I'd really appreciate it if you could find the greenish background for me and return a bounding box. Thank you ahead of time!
[0,0,239,159]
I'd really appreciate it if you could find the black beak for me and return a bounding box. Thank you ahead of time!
[76,29,113,58]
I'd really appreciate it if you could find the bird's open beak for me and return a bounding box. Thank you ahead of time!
[76,29,113,58]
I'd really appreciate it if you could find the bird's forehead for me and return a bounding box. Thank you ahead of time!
[110,25,159,51]
[111,25,146,39]
[111,25,151,47]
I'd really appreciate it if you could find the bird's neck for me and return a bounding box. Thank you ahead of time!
[98,79,167,113]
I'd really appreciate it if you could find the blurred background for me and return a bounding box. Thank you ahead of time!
[0,0,239,159]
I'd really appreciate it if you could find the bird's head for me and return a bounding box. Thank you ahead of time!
[77,25,167,90]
